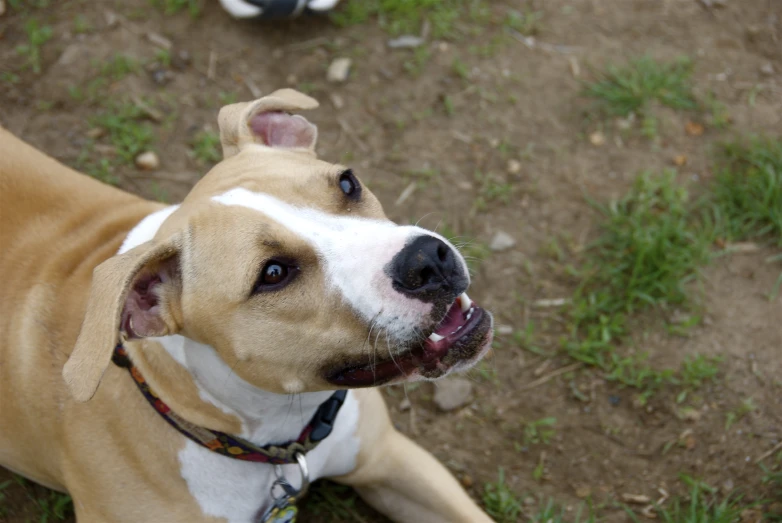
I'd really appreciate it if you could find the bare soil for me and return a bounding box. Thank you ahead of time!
[1,0,780,521]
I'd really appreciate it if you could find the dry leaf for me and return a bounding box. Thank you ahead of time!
[685,121,704,136]
[673,154,688,166]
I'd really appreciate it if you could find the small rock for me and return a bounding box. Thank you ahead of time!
[589,131,606,146]
[608,395,621,406]
[760,63,775,76]
[722,478,734,492]
[327,57,352,83]
[150,68,174,86]
[104,10,118,28]
[507,159,522,174]
[135,151,159,171]
[434,378,473,411]
[673,154,688,166]
[621,493,651,505]
[456,181,473,190]
[329,92,345,109]
[438,42,449,52]
[286,74,298,85]
[676,406,701,422]
[490,231,516,252]
[398,398,411,411]
[388,35,425,48]
[496,324,514,336]
[0,0,7,17]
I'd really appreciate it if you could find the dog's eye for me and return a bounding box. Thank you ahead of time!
[262,263,287,284]
[338,170,361,199]
[253,260,297,293]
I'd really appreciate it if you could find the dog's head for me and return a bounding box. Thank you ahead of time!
[63,89,493,402]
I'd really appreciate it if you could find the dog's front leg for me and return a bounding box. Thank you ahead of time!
[334,390,493,523]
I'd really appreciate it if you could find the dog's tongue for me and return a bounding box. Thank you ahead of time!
[422,294,472,359]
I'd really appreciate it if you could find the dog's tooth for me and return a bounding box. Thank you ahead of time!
[459,292,472,313]
[428,333,445,342]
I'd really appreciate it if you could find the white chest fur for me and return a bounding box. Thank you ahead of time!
[120,206,361,522]
[177,391,359,523]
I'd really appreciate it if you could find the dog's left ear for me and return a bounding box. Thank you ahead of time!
[63,236,182,402]
[218,88,319,159]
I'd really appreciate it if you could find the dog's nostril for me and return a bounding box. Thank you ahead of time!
[419,267,434,285]
[437,244,448,263]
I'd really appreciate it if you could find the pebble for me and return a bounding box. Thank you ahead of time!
[760,63,775,76]
[329,93,345,109]
[434,378,473,412]
[327,57,352,83]
[490,231,516,252]
[608,395,621,406]
[589,131,606,146]
[388,35,425,48]
[0,0,5,16]
[507,159,521,174]
[398,398,411,411]
[496,324,514,336]
[135,151,160,171]
[150,68,174,85]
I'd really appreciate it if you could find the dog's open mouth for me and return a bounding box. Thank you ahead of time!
[326,293,493,387]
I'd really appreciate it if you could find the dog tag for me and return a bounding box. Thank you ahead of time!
[259,478,299,523]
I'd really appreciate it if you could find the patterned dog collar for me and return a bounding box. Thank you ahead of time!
[112,344,347,465]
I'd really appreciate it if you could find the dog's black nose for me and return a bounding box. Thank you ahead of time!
[389,236,466,301]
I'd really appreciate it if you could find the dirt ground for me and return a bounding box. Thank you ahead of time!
[1,0,781,521]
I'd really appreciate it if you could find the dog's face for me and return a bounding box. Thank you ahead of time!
[63,89,493,401]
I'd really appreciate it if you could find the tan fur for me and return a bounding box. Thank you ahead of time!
[0,90,492,522]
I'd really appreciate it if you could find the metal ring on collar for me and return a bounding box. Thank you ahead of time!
[273,452,310,500]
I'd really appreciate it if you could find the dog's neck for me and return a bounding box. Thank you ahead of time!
[119,206,331,445]
[155,334,331,443]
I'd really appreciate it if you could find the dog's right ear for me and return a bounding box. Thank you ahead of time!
[63,236,182,402]
[218,88,319,159]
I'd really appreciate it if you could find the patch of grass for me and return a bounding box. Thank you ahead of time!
[30,491,73,521]
[403,47,432,76]
[304,481,365,522]
[98,54,139,81]
[568,170,712,367]
[1,72,21,84]
[15,19,53,74]
[150,0,201,17]
[504,8,543,36]
[73,14,92,33]
[725,397,758,431]
[482,468,522,523]
[523,417,557,446]
[711,137,782,246]
[532,498,596,523]
[584,56,698,117]
[451,58,470,80]
[191,129,221,166]
[0,479,10,519]
[625,481,748,523]
[331,0,490,39]
[91,101,155,165]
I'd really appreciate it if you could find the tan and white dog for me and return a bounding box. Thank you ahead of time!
[0,89,494,523]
